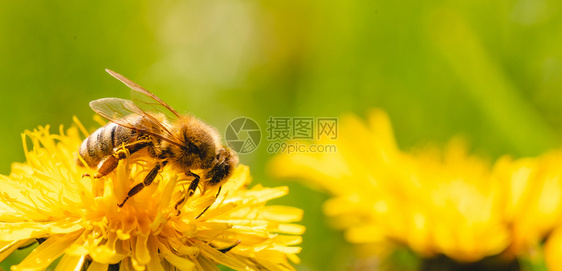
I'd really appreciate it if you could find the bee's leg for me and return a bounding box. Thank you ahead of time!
[118,160,168,207]
[174,171,200,212]
[215,185,222,198]
[94,140,154,178]
[94,155,120,179]
[194,186,222,219]
[186,171,201,198]
[194,151,234,219]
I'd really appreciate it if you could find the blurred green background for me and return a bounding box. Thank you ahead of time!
[1,0,562,270]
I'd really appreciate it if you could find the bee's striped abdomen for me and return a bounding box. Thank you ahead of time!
[77,122,137,167]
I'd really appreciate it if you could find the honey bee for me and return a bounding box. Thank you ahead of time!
[77,69,239,210]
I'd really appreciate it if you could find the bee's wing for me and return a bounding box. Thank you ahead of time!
[105,69,182,122]
[89,98,182,146]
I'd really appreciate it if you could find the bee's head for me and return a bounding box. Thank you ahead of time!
[204,147,239,189]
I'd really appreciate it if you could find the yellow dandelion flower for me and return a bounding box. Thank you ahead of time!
[269,109,509,262]
[271,110,561,268]
[270,108,562,266]
[518,151,562,270]
[545,225,562,271]
[494,151,562,257]
[0,120,304,270]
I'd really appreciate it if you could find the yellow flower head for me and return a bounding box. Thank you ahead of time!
[0,119,304,271]
[270,109,562,263]
[494,151,562,256]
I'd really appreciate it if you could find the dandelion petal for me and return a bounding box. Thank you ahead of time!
[54,254,86,271]
[13,233,78,271]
